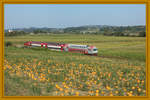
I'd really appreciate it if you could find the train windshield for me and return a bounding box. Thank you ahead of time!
[93,48,98,51]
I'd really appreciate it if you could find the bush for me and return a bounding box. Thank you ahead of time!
[5,41,12,47]
[139,31,146,37]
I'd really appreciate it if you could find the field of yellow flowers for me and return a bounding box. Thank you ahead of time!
[4,34,146,96]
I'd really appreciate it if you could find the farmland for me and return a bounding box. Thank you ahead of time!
[4,34,146,96]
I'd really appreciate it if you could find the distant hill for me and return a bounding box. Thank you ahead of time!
[5,25,146,37]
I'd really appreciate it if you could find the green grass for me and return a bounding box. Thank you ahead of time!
[4,34,146,96]
[5,34,146,61]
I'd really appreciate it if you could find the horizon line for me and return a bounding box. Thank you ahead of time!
[5,24,146,30]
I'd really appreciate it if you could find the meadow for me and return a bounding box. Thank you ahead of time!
[4,34,146,96]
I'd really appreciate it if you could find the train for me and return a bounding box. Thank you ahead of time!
[24,41,98,55]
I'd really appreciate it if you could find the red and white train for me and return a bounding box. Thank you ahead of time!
[24,41,98,55]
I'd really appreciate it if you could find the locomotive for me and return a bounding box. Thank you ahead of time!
[24,41,98,55]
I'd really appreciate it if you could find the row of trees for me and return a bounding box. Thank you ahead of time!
[5,31,27,36]
[5,30,146,37]
[103,31,146,37]
[5,25,146,37]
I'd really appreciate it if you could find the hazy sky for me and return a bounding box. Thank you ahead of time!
[4,4,146,29]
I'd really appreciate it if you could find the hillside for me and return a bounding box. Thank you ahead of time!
[5,25,146,37]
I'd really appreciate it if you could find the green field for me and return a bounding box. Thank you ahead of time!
[4,34,146,96]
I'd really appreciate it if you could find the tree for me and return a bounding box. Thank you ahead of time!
[113,31,124,36]
[139,31,146,37]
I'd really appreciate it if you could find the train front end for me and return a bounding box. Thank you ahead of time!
[87,46,98,55]
[24,41,32,46]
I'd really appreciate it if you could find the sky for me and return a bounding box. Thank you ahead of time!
[4,4,146,29]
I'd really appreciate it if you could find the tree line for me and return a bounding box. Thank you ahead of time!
[5,25,146,37]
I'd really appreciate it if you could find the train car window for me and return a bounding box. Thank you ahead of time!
[93,49,97,51]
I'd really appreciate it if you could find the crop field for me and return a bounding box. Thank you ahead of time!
[4,34,146,96]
